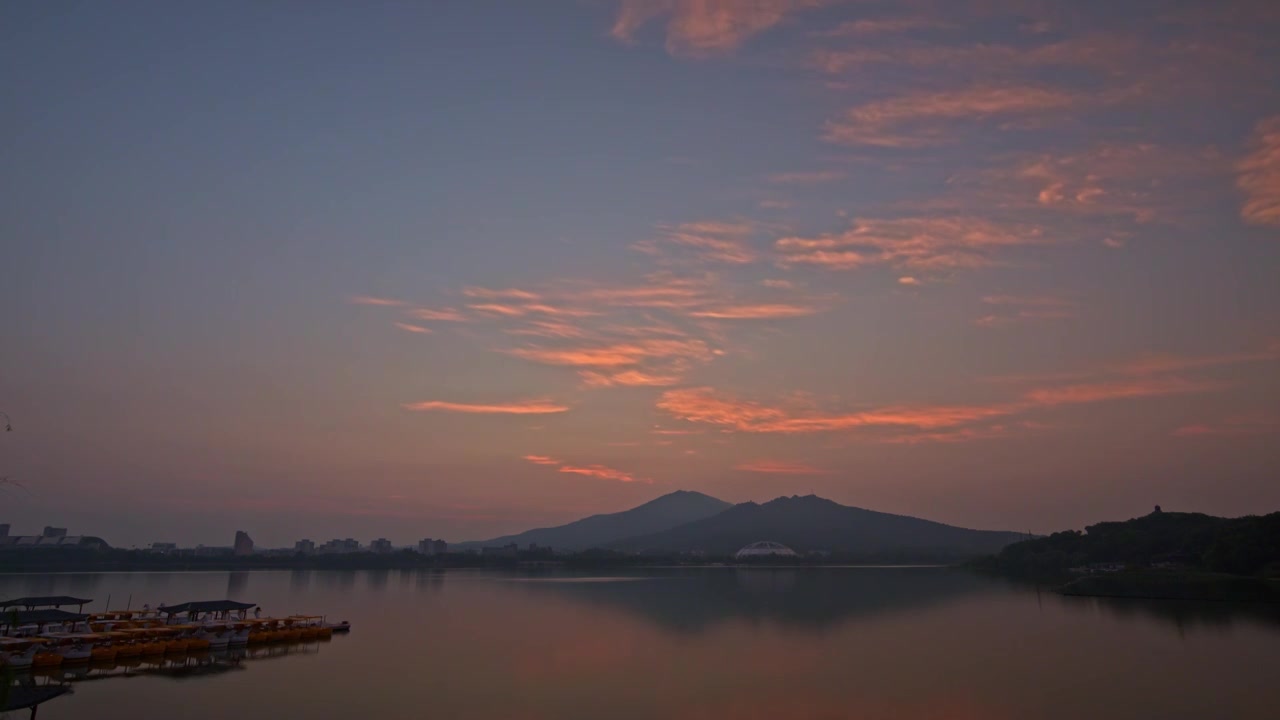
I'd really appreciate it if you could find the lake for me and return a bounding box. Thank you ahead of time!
[3,567,1279,719]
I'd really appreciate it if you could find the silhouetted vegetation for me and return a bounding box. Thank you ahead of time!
[978,509,1280,578]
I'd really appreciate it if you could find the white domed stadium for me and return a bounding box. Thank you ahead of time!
[734,541,798,559]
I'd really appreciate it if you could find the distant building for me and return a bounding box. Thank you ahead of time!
[319,538,361,554]
[192,545,233,557]
[417,538,436,555]
[149,542,178,554]
[734,541,798,559]
[42,527,68,538]
[482,543,519,558]
[234,531,254,556]
[0,524,9,537]
[0,534,109,551]
[432,539,447,555]
[370,538,393,553]
[294,539,315,554]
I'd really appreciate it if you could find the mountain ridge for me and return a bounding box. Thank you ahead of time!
[453,490,731,551]
[609,493,1026,559]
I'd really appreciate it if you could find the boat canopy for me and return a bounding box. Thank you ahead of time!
[160,600,256,615]
[0,609,89,628]
[0,595,93,609]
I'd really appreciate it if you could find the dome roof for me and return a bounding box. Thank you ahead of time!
[734,541,798,558]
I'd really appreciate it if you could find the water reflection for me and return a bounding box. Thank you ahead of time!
[1,569,1278,720]
[226,571,249,598]
[503,567,997,632]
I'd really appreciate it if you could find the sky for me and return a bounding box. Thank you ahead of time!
[1,0,1278,548]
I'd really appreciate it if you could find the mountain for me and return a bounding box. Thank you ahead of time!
[454,490,732,551]
[610,494,1026,559]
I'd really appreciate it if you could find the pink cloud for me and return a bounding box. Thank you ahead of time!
[688,303,822,319]
[816,17,947,37]
[523,453,647,483]
[408,307,469,322]
[656,386,1013,434]
[404,399,570,414]
[735,460,830,475]
[349,295,406,307]
[393,322,433,334]
[776,216,1047,273]
[522,455,561,465]
[1173,416,1279,437]
[1237,115,1280,226]
[1021,376,1225,406]
[508,338,714,367]
[558,463,647,483]
[824,86,1078,147]
[767,170,846,184]
[463,287,542,300]
[611,0,830,57]
[467,303,529,317]
[579,369,684,388]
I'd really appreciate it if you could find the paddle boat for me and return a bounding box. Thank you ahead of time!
[0,637,41,669]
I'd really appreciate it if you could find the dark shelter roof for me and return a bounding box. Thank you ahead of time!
[0,595,92,608]
[0,609,90,626]
[160,600,256,614]
[1,685,72,713]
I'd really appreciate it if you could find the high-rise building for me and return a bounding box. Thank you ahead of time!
[433,539,447,555]
[294,539,315,554]
[417,538,436,555]
[42,526,68,538]
[370,538,392,553]
[0,523,9,537]
[234,530,254,556]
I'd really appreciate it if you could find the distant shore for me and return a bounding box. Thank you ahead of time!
[1059,571,1280,603]
[0,548,980,574]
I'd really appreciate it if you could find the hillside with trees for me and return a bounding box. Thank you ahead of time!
[982,507,1280,577]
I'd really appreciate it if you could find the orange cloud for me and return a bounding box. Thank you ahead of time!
[652,221,759,264]
[1172,416,1278,437]
[897,276,921,285]
[877,424,1020,445]
[505,321,591,339]
[816,17,946,37]
[522,303,601,317]
[1021,376,1224,406]
[688,303,821,319]
[611,0,829,57]
[824,86,1078,147]
[467,303,528,317]
[975,295,1076,328]
[393,322,432,334]
[579,369,684,388]
[522,455,561,465]
[404,399,570,414]
[1111,343,1280,375]
[408,307,468,322]
[523,454,647,483]
[776,216,1046,273]
[735,460,830,474]
[509,338,714,367]
[761,279,794,289]
[656,387,1012,433]
[1237,115,1280,226]
[349,295,406,307]
[767,170,846,184]
[463,287,542,300]
[558,463,646,483]
[566,282,709,309]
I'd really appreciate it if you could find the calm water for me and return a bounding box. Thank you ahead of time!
[3,567,1279,719]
